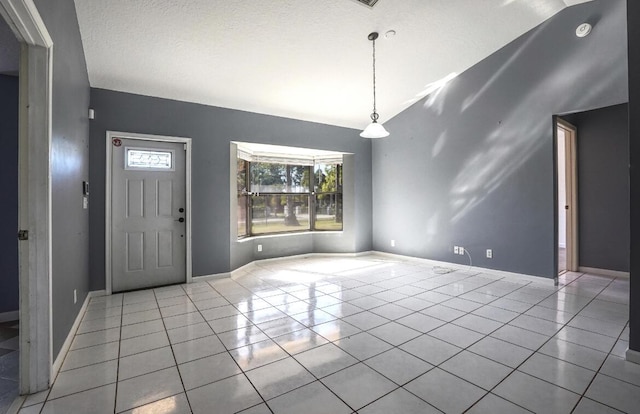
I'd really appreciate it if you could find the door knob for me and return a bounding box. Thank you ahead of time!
[179,208,185,213]
[177,217,185,223]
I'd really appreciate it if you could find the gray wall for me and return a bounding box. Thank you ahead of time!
[0,75,18,314]
[628,0,639,353]
[372,0,628,278]
[89,89,372,289]
[564,104,629,272]
[35,0,91,357]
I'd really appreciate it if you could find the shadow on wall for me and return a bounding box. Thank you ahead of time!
[373,0,628,277]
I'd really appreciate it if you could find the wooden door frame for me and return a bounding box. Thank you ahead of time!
[554,117,579,278]
[105,131,193,295]
[0,0,53,394]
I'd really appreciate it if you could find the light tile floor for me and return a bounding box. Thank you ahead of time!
[16,255,638,413]
[0,320,19,414]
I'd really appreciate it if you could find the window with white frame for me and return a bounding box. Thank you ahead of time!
[236,143,343,238]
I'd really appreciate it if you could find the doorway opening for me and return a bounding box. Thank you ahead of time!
[556,118,578,276]
[1,0,54,399]
[0,20,20,411]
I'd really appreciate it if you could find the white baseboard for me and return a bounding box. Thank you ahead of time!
[578,266,630,279]
[197,250,556,287]
[5,395,25,414]
[193,272,232,283]
[254,251,370,264]
[626,348,640,365]
[0,310,19,323]
[175,251,373,284]
[51,290,101,381]
[371,251,556,285]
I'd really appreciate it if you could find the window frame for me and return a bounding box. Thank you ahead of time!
[312,163,343,232]
[237,158,343,239]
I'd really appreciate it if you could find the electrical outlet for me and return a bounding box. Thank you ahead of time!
[486,249,493,259]
[459,247,465,255]
[257,244,263,252]
[453,246,459,254]
[391,240,395,247]
[73,289,77,304]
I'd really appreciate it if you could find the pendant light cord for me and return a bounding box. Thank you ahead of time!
[372,35,377,117]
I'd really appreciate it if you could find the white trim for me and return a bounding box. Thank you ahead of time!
[193,272,232,282]
[0,311,19,323]
[578,266,630,279]
[0,0,52,47]
[21,41,53,398]
[1,0,54,395]
[105,135,112,295]
[210,250,555,287]
[51,291,96,380]
[557,119,579,273]
[5,395,25,414]
[372,251,557,285]
[106,131,193,294]
[236,231,344,243]
[196,252,371,283]
[627,348,640,365]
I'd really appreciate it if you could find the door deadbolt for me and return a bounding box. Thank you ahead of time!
[177,217,185,223]
[179,208,184,213]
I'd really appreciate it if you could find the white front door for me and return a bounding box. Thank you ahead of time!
[110,137,186,292]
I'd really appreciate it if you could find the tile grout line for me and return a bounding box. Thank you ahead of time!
[236,261,632,413]
[209,274,388,413]
[186,281,276,414]
[112,293,124,414]
[460,272,620,413]
[33,259,630,414]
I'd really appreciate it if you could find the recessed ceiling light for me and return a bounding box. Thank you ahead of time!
[385,30,397,39]
[576,23,592,38]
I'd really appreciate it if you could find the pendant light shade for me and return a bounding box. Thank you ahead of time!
[360,117,390,139]
[361,32,389,139]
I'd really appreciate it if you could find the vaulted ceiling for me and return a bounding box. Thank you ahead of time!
[73,0,592,129]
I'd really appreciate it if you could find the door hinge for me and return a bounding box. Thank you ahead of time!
[18,230,29,241]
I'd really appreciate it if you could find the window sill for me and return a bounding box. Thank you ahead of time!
[237,231,343,243]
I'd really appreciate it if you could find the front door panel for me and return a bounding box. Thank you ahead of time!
[111,138,186,292]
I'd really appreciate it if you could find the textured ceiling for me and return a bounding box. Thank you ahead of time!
[73,0,592,129]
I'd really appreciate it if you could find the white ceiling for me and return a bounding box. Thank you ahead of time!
[73,0,591,129]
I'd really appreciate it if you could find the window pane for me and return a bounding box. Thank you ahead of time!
[249,163,285,193]
[315,164,341,193]
[127,149,172,169]
[237,196,247,237]
[250,163,310,193]
[315,193,343,231]
[288,165,311,193]
[251,195,310,234]
[237,159,247,193]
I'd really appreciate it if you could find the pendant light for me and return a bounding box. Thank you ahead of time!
[360,32,390,139]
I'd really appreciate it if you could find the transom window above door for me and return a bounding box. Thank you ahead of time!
[125,147,175,171]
